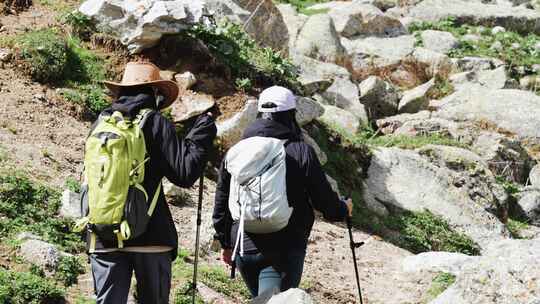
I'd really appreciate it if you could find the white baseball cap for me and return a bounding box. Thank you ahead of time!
[258,86,297,113]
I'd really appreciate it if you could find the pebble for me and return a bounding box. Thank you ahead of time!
[491,26,506,35]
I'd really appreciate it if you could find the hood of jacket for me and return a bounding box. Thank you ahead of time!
[105,93,157,118]
[242,118,298,141]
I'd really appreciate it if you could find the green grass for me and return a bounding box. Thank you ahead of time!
[0,172,85,253]
[274,0,330,14]
[172,250,250,302]
[0,268,65,304]
[185,21,301,94]
[74,295,96,304]
[410,17,540,80]
[384,211,481,255]
[424,272,456,302]
[13,29,110,115]
[506,218,530,239]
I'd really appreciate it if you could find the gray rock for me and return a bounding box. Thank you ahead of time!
[530,164,540,187]
[296,97,325,126]
[175,71,197,90]
[363,147,510,249]
[420,30,459,54]
[408,0,540,34]
[402,252,477,275]
[425,239,540,303]
[344,35,415,65]
[326,2,405,38]
[171,93,215,122]
[217,98,258,147]
[60,190,82,219]
[359,76,401,121]
[15,232,42,242]
[267,288,314,304]
[435,87,540,140]
[20,240,63,273]
[276,4,307,54]
[320,77,369,123]
[473,132,533,184]
[411,47,453,77]
[449,66,514,90]
[491,26,507,34]
[292,55,350,95]
[516,188,540,225]
[318,105,361,134]
[295,14,347,64]
[451,56,505,72]
[398,78,435,114]
[0,48,12,62]
[519,75,540,90]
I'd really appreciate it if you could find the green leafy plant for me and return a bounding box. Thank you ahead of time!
[0,173,85,252]
[275,0,330,14]
[186,21,300,92]
[54,255,85,287]
[424,272,456,302]
[0,268,65,304]
[64,176,81,193]
[385,211,481,255]
[60,10,95,39]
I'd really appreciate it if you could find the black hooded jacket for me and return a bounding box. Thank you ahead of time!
[213,118,348,254]
[87,94,217,257]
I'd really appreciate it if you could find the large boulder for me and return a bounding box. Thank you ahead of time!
[318,105,361,135]
[319,77,369,123]
[363,147,510,250]
[530,164,540,187]
[294,14,347,64]
[398,78,435,114]
[405,239,540,303]
[408,0,540,35]
[344,35,416,67]
[216,98,258,147]
[296,97,325,126]
[420,30,459,54]
[60,189,82,219]
[19,239,67,274]
[515,188,540,225]
[411,47,453,77]
[276,4,307,54]
[79,0,289,53]
[472,132,533,184]
[359,76,401,121]
[451,56,505,73]
[435,87,540,140]
[449,66,516,90]
[324,2,405,38]
[292,55,350,95]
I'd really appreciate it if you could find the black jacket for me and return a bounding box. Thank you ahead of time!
[87,94,217,257]
[213,118,347,254]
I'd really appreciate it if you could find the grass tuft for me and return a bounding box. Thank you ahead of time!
[424,272,456,302]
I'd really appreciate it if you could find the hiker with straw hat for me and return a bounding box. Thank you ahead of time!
[82,62,216,304]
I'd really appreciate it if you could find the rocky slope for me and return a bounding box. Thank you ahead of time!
[1,0,540,303]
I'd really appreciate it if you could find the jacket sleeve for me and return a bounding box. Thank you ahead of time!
[303,145,348,222]
[213,158,233,249]
[153,113,217,188]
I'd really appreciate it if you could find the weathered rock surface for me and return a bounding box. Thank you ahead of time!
[411,47,453,77]
[530,164,540,187]
[398,78,435,114]
[171,92,215,122]
[363,147,510,249]
[344,35,415,65]
[359,76,401,121]
[292,55,350,95]
[266,288,314,304]
[325,2,405,38]
[405,239,540,303]
[408,0,540,35]
[20,239,66,274]
[435,87,540,140]
[451,56,505,72]
[276,4,307,54]
[60,189,82,219]
[175,71,197,90]
[473,132,533,184]
[296,97,325,126]
[318,105,361,134]
[295,14,347,64]
[217,98,257,146]
[516,188,540,225]
[449,66,515,90]
[320,77,369,123]
[420,30,459,54]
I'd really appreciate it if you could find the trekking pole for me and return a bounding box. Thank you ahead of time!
[346,216,365,304]
[191,169,205,304]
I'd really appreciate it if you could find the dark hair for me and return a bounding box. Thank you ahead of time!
[257,106,303,140]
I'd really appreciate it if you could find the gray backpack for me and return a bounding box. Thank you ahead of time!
[226,136,293,257]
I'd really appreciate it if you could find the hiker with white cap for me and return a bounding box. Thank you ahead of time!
[76,62,216,304]
[213,86,353,297]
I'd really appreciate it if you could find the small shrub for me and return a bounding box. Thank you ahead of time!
[55,255,85,287]
[506,218,529,239]
[64,176,81,193]
[385,211,481,255]
[0,173,85,252]
[16,29,68,83]
[425,272,456,301]
[0,268,65,304]
[60,10,95,39]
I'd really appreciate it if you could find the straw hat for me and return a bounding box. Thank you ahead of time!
[103,62,179,109]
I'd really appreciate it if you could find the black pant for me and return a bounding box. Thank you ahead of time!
[236,249,306,297]
[90,251,172,304]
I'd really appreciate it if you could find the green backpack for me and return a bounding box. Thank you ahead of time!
[74,109,161,252]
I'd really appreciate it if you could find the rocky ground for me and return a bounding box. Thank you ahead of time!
[1,0,540,303]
